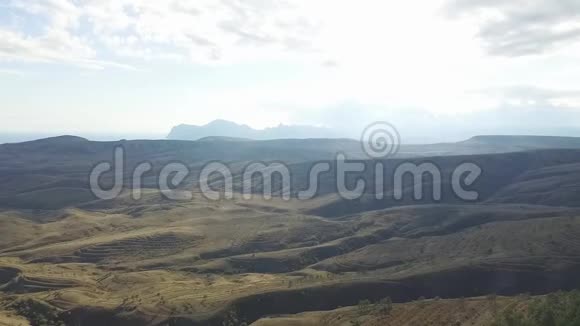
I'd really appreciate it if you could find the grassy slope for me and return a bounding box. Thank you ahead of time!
[3,138,580,324]
[252,296,525,326]
[1,198,580,325]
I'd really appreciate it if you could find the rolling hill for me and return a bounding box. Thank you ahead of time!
[1,135,580,325]
[3,135,580,210]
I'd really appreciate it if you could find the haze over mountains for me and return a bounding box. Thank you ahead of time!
[167,120,342,141]
[3,117,578,145]
[168,119,580,145]
[3,134,580,211]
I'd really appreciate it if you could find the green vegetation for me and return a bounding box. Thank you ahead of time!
[356,299,372,315]
[492,291,580,326]
[11,299,65,326]
[221,309,247,326]
[356,297,393,316]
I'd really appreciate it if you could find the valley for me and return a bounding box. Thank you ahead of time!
[1,136,580,325]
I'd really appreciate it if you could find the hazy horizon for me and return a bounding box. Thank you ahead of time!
[1,116,579,145]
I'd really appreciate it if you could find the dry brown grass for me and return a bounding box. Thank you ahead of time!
[1,195,580,325]
[252,296,527,326]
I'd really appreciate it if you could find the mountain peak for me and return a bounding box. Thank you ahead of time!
[206,119,242,127]
[23,135,89,145]
[167,120,341,140]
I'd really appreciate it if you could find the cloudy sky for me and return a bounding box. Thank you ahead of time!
[1,0,580,141]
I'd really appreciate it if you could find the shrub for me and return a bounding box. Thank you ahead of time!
[11,299,65,326]
[357,299,373,315]
[378,297,393,315]
[492,290,580,326]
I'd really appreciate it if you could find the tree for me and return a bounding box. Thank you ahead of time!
[357,299,372,315]
[222,310,247,326]
[378,297,393,315]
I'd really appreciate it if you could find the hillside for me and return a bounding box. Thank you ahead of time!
[252,295,525,326]
[1,199,580,325]
[1,136,580,325]
[3,135,580,210]
[227,149,580,217]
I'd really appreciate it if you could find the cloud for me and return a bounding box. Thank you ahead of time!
[445,0,580,56]
[0,28,136,70]
[0,28,91,62]
[0,0,139,69]
[8,0,81,30]
[475,85,580,109]
[1,0,322,66]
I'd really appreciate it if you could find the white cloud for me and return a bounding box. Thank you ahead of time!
[0,0,139,69]
[0,28,91,62]
[4,0,580,67]
[75,0,323,63]
[2,0,580,137]
[476,85,580,109]
[0,28,137,69]
[9,0,81,29]
[5,0,580,69]
[445,0,580,56]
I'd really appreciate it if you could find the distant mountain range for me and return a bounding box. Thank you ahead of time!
[167,120,341,140]
[4,133,580,210]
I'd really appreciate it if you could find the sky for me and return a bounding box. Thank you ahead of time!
[1,0,580,142]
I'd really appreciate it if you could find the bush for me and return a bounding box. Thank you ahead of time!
[356,299,373,315]
[11,299,65,326]
[492,290,580,326]
[378,297,393,315]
